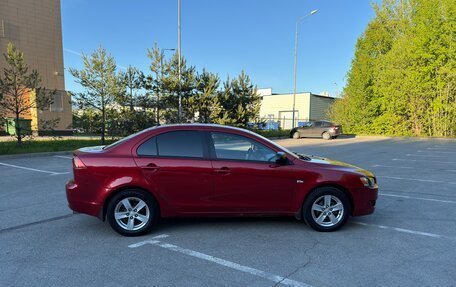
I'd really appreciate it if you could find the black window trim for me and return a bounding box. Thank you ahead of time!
[135,130,211,160]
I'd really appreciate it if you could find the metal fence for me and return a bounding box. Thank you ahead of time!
[260,117,312,130]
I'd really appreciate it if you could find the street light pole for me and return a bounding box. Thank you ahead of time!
[292,9,318,129]
[177,0,182,123]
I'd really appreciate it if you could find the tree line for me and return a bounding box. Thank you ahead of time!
[329,0,455,137]
[71,45,261,144]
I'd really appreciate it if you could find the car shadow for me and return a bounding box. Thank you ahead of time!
[339,134,357,139]
[156,216,301,232]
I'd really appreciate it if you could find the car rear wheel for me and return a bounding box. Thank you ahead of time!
[292,131,300,139]
[107,189,158,236]
[302,187,350,232]
[322,132,331,140]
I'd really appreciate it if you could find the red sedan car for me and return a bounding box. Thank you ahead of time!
[66,124,378,236]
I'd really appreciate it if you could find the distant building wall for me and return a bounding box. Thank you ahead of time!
[0,0,72,135]
[258,89,335,130]
[309,94,335,121]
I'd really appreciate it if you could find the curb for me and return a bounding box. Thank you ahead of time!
[0,150,73,160]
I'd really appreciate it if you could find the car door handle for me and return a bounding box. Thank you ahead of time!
[215,167,231,174]
[142,163,160,170]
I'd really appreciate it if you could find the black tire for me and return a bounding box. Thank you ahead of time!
[292,131,300,139]
[107,189,159,236]
[322,132,331,140]
[302,187,351,232]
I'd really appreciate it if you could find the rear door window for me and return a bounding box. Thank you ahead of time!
[137,131,204,158]
[157,131,204,158]
[137,137,158,156]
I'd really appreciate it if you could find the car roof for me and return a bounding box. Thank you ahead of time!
[153,123,250,133]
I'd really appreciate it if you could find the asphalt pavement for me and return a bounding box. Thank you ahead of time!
[1,136,455,287]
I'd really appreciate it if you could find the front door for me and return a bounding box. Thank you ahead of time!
[209,132,296,213]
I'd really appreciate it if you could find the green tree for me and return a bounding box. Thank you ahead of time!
[145,44,167,124]
[194,69,221,123]
[330,0,456,137]
[69,46,122,144]
[215,70,261,128]
[0,42,54,145]
[114,65,152,135]
[163,54,197,123]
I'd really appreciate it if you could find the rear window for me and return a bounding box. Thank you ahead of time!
[322,122,333,127]
[103,127,155,150]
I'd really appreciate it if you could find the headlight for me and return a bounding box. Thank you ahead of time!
[360,176,377,188]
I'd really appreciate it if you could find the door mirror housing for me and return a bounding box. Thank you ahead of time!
[275,151,288,165]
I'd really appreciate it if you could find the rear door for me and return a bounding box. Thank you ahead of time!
[133,130,214,213]
[310,121,324,137]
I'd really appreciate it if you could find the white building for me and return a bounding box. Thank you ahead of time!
[258,88,336,130]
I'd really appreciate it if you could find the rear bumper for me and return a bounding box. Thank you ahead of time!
[66,180,102,219]
[328,129,342,136]
[351,187,378,216]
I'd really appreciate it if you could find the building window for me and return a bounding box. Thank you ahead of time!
[50,92,64,112]
[0,20,5,37]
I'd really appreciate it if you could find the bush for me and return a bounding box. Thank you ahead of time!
[255,129,291,139]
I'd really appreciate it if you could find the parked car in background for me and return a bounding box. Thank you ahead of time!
[66,124,377,236]
[290,121,342,140]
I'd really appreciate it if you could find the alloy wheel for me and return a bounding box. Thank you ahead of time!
[311,195,344,227]
[114,197,150,231]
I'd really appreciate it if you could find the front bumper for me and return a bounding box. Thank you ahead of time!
[351,187,378,216]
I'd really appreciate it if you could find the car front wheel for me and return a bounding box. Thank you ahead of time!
[292,131,300,139]
[302,187,350,232]
[107,189,158,236]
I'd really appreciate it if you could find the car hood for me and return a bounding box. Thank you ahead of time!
[297,154,375,177]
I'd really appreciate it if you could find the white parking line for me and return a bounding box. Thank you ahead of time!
[54,155,73,159]
[128,234,169,248]
[372,164,414,169]
[418,150,456,154]
[392,158,456,164]
[129,235,313,287]
[428,147,456,151]
[380,193,456,204]
[352,222,453,240]
[378,175,456,185]
[0,162,69,176]
[372,164,456,172]
[406,154,447,158]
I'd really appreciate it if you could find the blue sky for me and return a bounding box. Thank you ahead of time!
[62,0,377,96]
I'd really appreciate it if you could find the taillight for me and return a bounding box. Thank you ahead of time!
[73,156,86,169]
[333,126,339,130]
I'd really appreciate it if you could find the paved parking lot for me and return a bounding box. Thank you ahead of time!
[1,136,455,287]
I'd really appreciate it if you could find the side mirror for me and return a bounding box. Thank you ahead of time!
[275,151,288,165]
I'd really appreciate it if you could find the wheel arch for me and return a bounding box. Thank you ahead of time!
[290,128,299,138]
